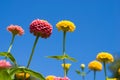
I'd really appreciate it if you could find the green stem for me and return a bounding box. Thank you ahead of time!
[8,34,16,53]
[103,62,107,80]
[63,31,66,77]
[26,36,39,68]
[5,34,16,59]
[94,70,96,80]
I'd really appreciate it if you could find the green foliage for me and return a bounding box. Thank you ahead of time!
[0,52,17,66]
[9,67,45,80]
[108,57,120,79]
[47,54,77,62]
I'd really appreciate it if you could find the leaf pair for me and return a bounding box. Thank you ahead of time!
[47,54,77,62]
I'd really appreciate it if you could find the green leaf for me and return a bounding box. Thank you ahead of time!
[47,54,77,62]
[75,70,81,75]
[0,52,17,66]
[0,69,12,80]
[47,55,65,60]
[9,67,45,80]
[25,68,45,80]
[64,54,77,62]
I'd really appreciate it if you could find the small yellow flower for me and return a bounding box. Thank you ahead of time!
[96,52,114,63]
[56,20,76,32]
[45,75,55,80]
[88,60,102,71]
[61,63,71,70]
[15,73,30,79]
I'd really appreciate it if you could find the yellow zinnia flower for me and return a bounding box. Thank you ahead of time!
[88,60,102,71]
[45,75,55,80]
[61,63,71,70]
[96,52,114,63]
[56,20,76,32]
[15,72,30,79]
[107,77,118,80]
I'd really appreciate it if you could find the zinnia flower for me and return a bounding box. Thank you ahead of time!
[7,25,24,36]
[30,19,52,38]
[0,60,11,69]
[61,63,71,70]
[56,20,76,32]
[61,77,70,80]
[88,60,102,71]
[96,52,114,63]
[15,73,30,79]
[45,75,55,80]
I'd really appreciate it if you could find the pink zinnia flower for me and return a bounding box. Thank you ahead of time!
[0,60,11,69]
[61,77,70,80]
[7,25,24,36]
[30,19,52,38]
[54,77,61,80]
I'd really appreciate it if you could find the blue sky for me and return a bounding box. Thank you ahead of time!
[0,0,120,80]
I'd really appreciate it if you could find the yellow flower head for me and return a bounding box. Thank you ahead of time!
[88,60,102,71]
[96,52,114,63]
[118,68,120,75]
[15,73,30,79]
[61,63,71,70]
[107,78,118,80]
[45,75,55,80]
[56,20,76,32]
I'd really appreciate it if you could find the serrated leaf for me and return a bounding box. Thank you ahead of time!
[0,52,17,66]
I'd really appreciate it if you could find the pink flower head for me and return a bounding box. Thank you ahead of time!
[61,77,70,80]
[54,77,61,80]
[7,25,24,36]
[0,60,11,69]
[30,19,53,38]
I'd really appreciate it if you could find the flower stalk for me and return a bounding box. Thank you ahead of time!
[103,62,107,80]
[7,34,16,53]
[63,31,66,77]
[26,36,39,68]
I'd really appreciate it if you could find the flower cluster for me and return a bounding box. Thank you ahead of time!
[56,20,76,32]
[46,75,70,80]
[96,52,114,63]
[30,19,52,38]
[7,25,24,36]
[88,60,102,71]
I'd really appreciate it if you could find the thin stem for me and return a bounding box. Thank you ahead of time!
[103,62,107,80]
[63,31,66,77]
[5,34,16,59]
[94,70,96,80]
[26,36,39,68]
[8,34,16,53]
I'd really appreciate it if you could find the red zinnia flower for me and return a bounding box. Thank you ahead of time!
[30,19,52,38]
[7,25,24,36]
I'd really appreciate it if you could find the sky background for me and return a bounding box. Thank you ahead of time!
[0,0,120,80]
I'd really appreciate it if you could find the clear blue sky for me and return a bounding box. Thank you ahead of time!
[0,0,120,80]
